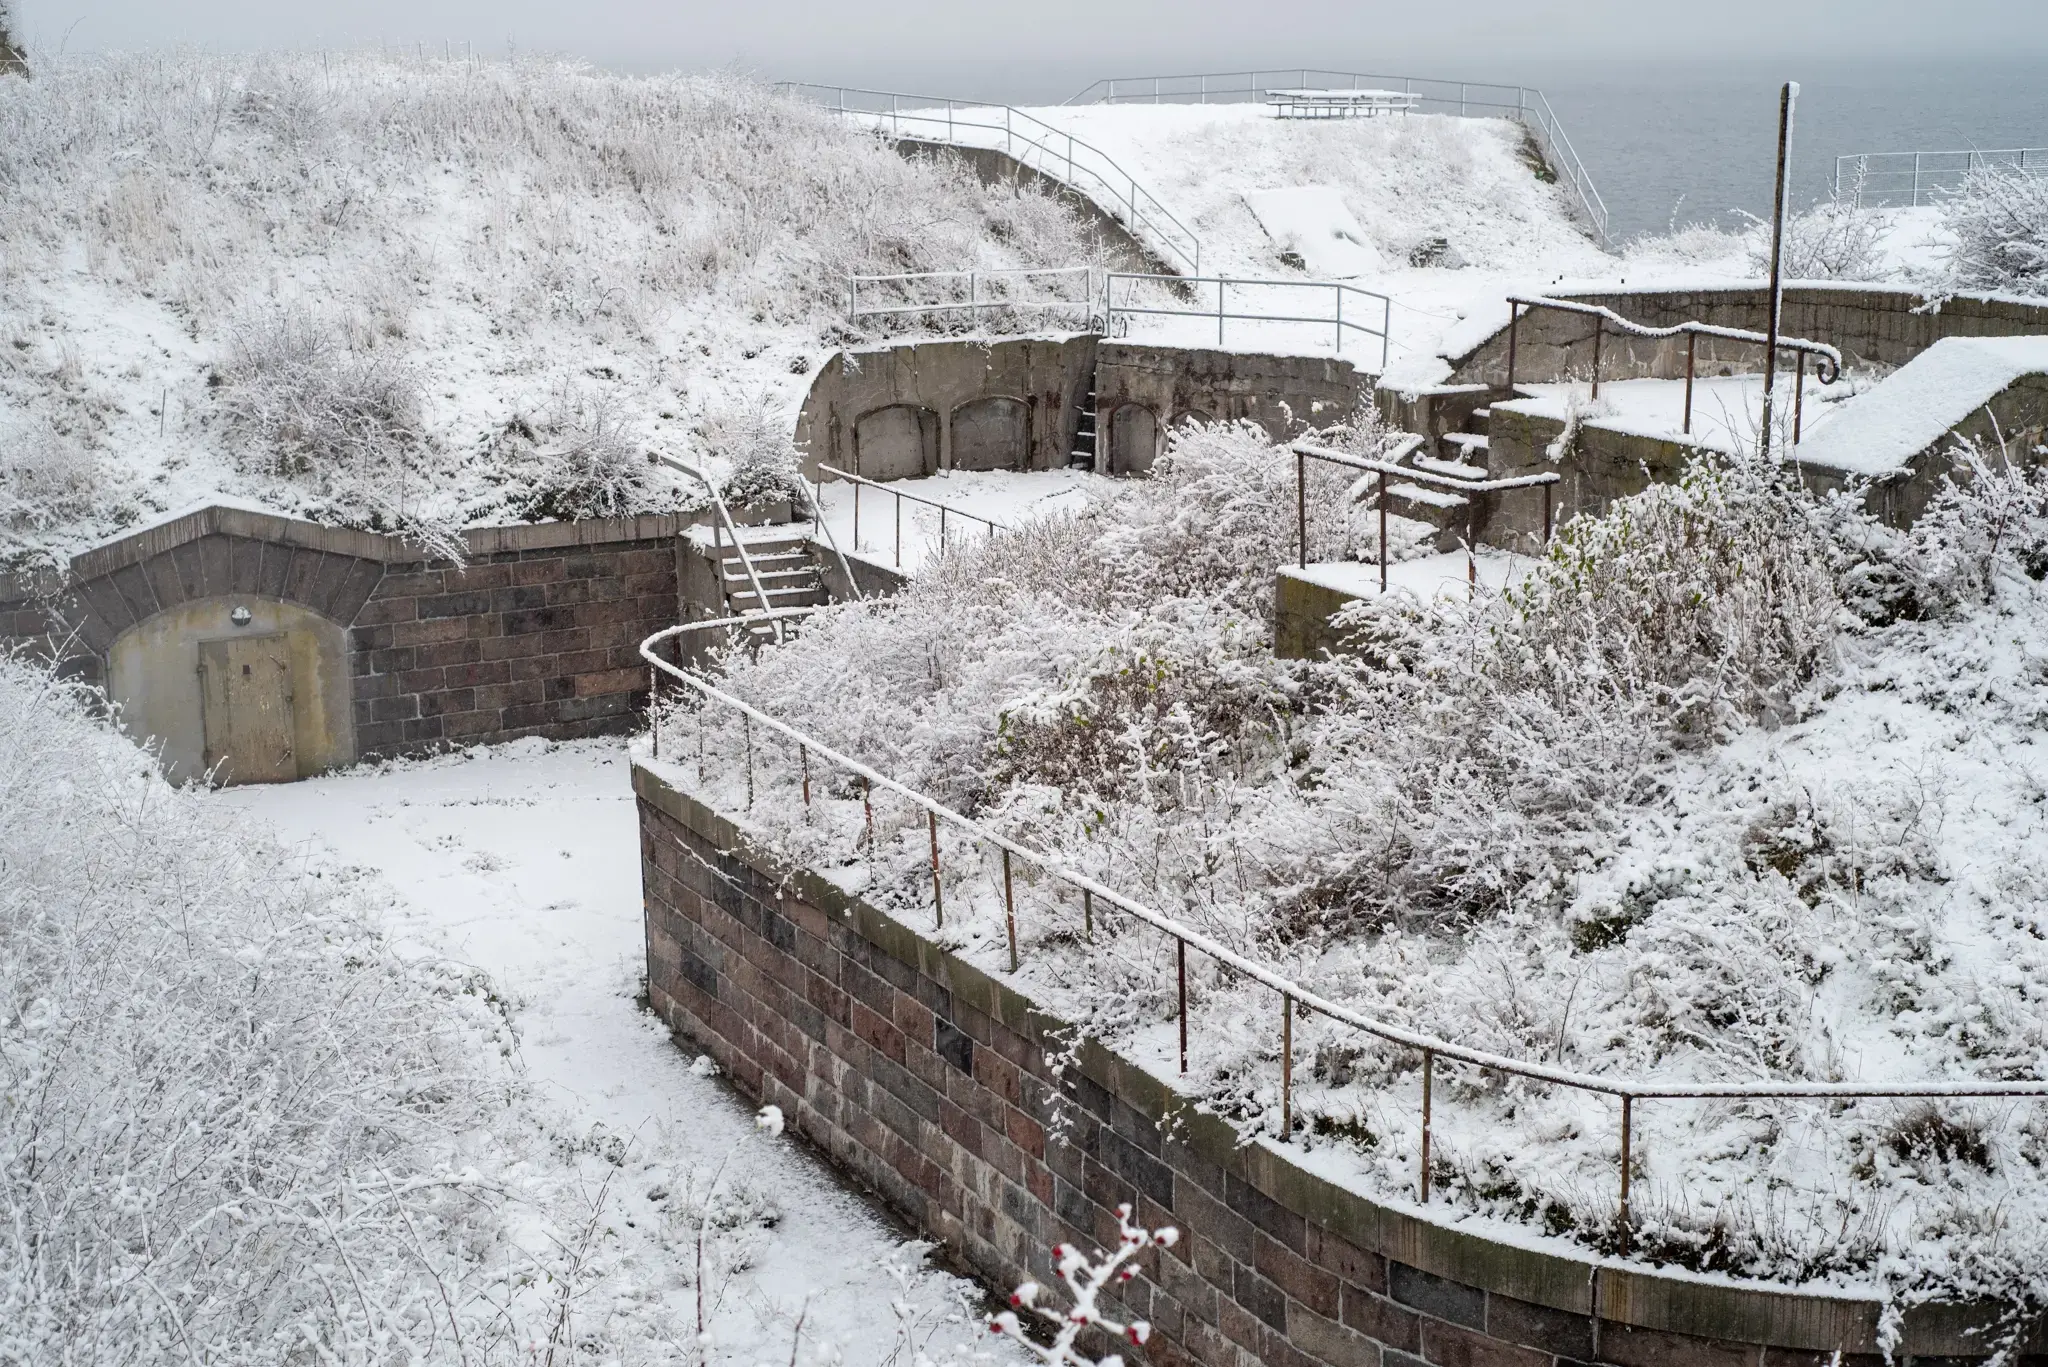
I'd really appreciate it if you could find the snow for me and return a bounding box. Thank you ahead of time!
[1875,206,1957,278]
[0,55,1117,562]
[881,101,1614,377]
[11,59,2040,573]
[1497,373,1862,455]
[94,488,304,538]
[683,518,813,548]
[1290,548,1536,601]
[1792,335,2048,476]
[17,61,2002,574]
[1614,206,1959,295]
[216,739,1013,1365]
[653,426,2048,1308]
[1241,186,1385,278]
[14,52,2048,1330]
[812,468,1113,574]
[19,45,2048,1348]
[1005,103,1607,283]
